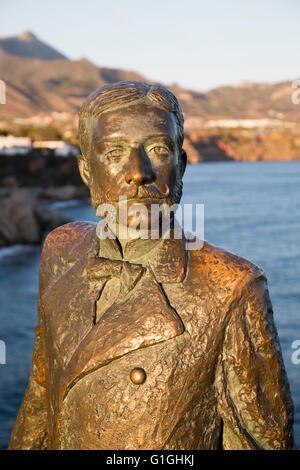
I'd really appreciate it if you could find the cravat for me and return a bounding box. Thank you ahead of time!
[87,257,145,323]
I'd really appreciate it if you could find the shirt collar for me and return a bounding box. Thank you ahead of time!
[95,224,187,284]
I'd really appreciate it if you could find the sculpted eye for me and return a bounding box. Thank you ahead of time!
[149,146,170,156]
[105,148,123,159]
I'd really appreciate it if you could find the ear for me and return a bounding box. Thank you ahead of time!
[179,148,187,178]
[77,155,90,187]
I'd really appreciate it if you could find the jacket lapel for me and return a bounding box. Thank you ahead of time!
[43,233,101,365]
[60,266,184,398]
[44,225,187,393]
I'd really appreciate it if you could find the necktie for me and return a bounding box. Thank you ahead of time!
[87,257,145,323]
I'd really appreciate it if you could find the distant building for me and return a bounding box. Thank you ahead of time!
[33,140,78,157]
[204,119,295,129]
[0,135,32,155]
[0,136,78,157]
[184,117,296,130]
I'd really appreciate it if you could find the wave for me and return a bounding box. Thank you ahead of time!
[49,199,88,210]
[0,244,39,263]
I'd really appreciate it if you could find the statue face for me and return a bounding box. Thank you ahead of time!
[81,101,186,228]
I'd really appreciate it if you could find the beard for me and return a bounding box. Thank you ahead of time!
[169,176,183,206]
[91,178,183,209]
[93,175,184,242]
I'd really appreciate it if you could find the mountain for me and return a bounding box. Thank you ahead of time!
[0,51,146,120]
[0,31,148,120]
[0,30,67,60]
[0,31,298,123]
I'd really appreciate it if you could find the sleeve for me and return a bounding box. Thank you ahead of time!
[8,251,49,450]
[215,271,294,450]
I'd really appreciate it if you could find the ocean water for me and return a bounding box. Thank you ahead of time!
[0,161,299,449]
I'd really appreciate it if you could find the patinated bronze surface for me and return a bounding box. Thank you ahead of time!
[9,81,294,450]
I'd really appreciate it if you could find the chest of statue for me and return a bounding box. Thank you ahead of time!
[58,331,222,450]
[41,243,229,449]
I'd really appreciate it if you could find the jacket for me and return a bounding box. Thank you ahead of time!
[8,221,294,450]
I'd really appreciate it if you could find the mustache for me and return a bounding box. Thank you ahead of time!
[105,183,170,202]
[131,183,170,200]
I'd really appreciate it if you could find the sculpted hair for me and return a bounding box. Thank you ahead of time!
[78,81,184,159]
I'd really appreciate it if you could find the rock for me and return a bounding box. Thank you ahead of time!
[34,203,71,232]
[1,175,18,188]
[0,188,71,247]
[38,184,89,201]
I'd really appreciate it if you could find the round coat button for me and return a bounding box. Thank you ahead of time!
[130,367,147,384]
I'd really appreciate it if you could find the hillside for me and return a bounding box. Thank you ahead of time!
[0,31,299,123]
[0,30,67,60]
[0,31,146,121]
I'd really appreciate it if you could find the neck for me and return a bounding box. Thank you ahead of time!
[115,224,163,262]
[97,216,182,263]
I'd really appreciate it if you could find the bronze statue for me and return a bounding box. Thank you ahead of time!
[9,81,294,450]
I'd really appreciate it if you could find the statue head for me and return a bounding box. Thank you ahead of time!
[78,81,187,229]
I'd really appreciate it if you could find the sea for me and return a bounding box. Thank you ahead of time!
[0,161,299,450]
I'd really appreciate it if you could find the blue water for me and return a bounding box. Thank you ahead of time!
[0,161,299,449]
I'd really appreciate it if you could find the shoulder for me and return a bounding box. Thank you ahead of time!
[39,221,97,291]
[185,240,274,330]
[41,221,97,261]
[187,239,266,293]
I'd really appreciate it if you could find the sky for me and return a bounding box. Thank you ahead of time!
[1,0,300,91]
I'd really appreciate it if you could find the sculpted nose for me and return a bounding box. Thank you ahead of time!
[125,145,156,186]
